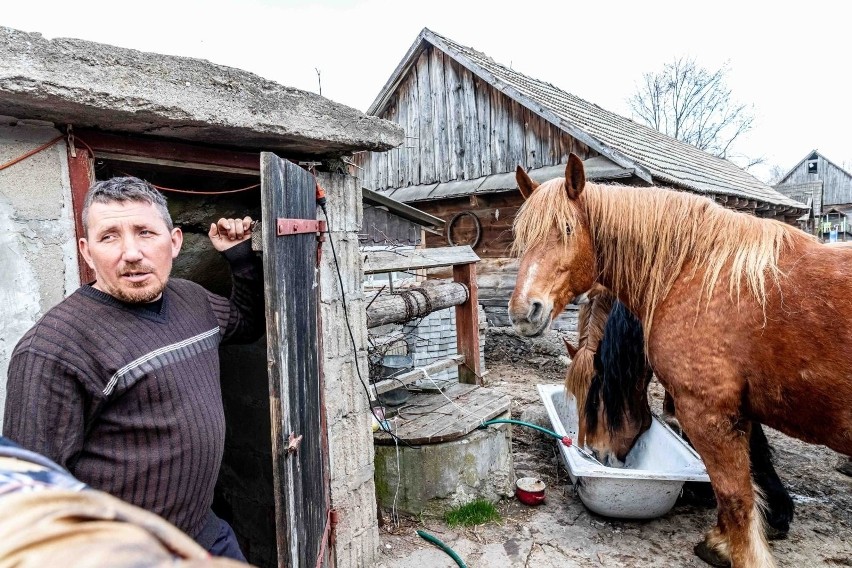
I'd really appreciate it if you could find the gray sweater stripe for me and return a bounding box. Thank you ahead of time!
[102,327,220,396]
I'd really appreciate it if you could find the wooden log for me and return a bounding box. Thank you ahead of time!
[366,282,469,328]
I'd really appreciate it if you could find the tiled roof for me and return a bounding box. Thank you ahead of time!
[380,29,804,210]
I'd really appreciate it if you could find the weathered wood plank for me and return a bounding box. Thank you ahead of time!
[524,108,539,170]
[406,75,420,187]
[430,48,450,183]
[454,261,481,384]
[508,99,525,170]
[491,88,508,173]
[363,245,480,274]
[445,58,463,181]
[260,153,328,568]
[369,354,465,397]
[417,49,435,184]
[396,90,408,187]
[366,282,469,328]
[461,68,480,180]
[476,77,492,177]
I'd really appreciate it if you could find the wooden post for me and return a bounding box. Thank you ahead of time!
[67,147,95,283]
[453,262,481,384]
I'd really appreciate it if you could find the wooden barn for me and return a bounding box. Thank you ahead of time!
[773,150,852,241]
[354,28,807,327]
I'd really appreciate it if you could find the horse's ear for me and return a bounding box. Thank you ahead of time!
[516,164,539,200]
[565,153,586,200]
[563,338,579,359]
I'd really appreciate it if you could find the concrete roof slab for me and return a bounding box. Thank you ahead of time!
[0,27,404,158]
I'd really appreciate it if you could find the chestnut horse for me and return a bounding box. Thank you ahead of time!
[509,154,852,568]
[565,292,793,542]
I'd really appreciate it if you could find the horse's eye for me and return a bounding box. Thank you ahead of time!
[566,224,572,236]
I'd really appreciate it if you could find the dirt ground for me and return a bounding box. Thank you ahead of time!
[374,329,852,568]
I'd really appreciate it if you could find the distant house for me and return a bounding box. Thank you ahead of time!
[354,28,806,327]
[773,150,852,241]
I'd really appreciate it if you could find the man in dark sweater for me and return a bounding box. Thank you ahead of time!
[2,176,264,563]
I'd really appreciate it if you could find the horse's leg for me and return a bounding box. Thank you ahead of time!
[662,389,680,431]
[750,424,794,540]
[676,406,775,568]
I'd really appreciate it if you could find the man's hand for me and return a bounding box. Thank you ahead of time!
[208,216,253,252]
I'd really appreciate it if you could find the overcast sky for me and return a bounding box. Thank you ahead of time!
[5,0,850,182]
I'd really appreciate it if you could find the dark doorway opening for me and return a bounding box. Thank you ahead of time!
[91,155,277,567]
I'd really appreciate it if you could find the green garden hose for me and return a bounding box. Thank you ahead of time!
[479,418,572,445]
[417,530,467,568]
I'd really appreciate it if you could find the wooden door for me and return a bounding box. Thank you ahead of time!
[260,153,330,567]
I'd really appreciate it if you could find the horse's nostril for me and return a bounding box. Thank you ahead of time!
[529,301,543,321]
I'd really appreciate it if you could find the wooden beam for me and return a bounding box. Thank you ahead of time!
[453,262,481,384]
[94,151,260,176]
[67,147,95,283]
[74,128,261,171]
[366,282,468,328]
[370,354,465,397]
[363,245,479,274]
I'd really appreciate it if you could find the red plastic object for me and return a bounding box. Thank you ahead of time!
[515,477,546,506]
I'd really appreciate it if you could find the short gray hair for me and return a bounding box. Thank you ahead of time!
[82,177,173,236]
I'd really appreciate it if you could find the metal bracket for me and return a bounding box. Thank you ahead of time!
[277,218,327,236]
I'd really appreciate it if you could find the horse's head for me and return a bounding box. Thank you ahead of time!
[581,301,653,467]
[509,153,597,337]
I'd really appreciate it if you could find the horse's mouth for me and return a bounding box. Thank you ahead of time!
[520,315,551,337]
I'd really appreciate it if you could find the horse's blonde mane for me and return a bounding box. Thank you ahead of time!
[514,179,815,337]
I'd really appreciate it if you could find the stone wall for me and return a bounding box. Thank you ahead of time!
[0,118,78,429]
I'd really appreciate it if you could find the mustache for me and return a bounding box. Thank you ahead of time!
[118,263,157,276]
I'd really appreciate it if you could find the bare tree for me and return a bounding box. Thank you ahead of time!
[629,57,761,168]
[766,164,788,185]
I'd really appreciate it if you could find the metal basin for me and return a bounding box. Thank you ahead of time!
[537,384,710,519]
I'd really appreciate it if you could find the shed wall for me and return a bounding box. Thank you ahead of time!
[0,120,79,430]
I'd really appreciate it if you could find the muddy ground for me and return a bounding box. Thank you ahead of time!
[374,328,852,568]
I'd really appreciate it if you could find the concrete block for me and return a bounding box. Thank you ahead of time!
[374,418,514,516]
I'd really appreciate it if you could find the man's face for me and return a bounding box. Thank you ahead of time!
[79,200,182,303]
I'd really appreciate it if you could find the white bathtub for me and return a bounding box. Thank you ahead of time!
[537,384,711,519]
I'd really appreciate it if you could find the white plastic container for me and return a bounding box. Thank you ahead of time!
[537,384,710,519]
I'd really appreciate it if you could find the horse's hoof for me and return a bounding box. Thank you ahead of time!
[765,525,788,541]
[694,541,731,568]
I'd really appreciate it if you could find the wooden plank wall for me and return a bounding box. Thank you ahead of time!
[357,45,583,190]
[415,193,524,258]
[782,155,852,208]
[361,205,422,246]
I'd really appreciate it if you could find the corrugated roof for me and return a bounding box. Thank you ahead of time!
[376,155,635,202]
[372,28,804,211]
